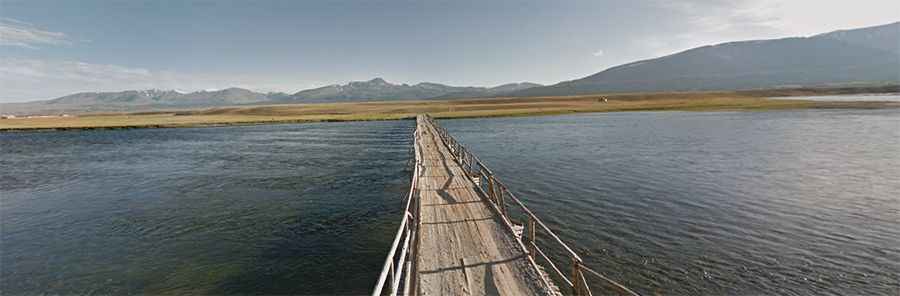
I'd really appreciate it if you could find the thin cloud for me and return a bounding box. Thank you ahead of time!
[0,18,71,48]
[0,58,157,100]
[592,50,605,57]
[638,0,786,58]
[0,58,304,102]
[647,0,899,58]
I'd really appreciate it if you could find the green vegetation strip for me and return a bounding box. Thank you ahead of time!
[2,89,897,131]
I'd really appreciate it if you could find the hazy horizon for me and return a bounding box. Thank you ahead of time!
[1,0,898,103]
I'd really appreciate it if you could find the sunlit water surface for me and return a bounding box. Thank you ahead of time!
[441,110,899,295]
[770,93,900,101]
[2,110,898,295]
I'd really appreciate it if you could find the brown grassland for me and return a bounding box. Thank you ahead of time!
[2,86,897,131]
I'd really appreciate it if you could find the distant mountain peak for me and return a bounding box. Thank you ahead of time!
[286,78,542,103]
[346,77,395,88]
[368,77,388,84]
[3,77,543,114]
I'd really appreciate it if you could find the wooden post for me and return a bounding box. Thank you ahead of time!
[463,154,470,175]
[571,257,583,296]
[495,179,504,216]
[494,185,501,214]
[478,168,487,190]
[498,187,507,217]
[461,149,468,168]
[487,175,497,205]
[527,216,536,257]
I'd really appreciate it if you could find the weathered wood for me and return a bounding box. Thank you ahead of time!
[581,265,642,296]
[578,269,593,296]
[534,245,572,288]
[528,218,536,258]
[571,257,583,296]
[500,190,583,263]
[414,115,555,296]
[379,115,640,296]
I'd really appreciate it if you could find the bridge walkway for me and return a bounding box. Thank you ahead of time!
[373,115,641,296]
[413,116,554,295]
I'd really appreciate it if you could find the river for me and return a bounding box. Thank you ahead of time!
[2,109,898,295]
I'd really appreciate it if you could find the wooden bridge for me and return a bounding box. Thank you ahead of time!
[373,115,641,296]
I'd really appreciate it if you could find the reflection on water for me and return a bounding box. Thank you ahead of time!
[441,110,900,295]
[0,121,412,294]
[770,93,900,101]
[3,110,898,295]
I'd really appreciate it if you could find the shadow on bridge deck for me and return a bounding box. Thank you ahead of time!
[412,116,554,296]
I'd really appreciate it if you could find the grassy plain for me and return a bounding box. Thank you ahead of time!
[2,88,897,131]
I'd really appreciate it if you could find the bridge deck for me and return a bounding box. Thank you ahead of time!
[414,116,552,295]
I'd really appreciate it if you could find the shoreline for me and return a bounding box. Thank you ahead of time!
[2,93,898,132]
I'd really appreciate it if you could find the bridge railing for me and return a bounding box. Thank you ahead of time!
[422,114,641,296]
[372,123,421,296]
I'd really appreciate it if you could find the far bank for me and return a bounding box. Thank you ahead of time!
[2,87,898,131]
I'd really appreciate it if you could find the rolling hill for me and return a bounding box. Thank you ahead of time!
[285,78,541,103]
[512,21,900,96]
[0,79,541,114]
[2,22,897,115]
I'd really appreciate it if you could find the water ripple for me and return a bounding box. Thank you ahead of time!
[443,110,900,295]
[0,120,414,294]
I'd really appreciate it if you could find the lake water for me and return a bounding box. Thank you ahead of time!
[2,110,899,295]
[0,121,413,294]
[442,110,900,295]
[770,93,900,102]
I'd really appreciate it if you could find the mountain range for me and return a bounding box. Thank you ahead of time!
[2,21,897,114]
[512,21,899,96]
[285,78,541,103]
[0,80,542,114]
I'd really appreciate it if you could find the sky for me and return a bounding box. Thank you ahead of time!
[0,0,898,102]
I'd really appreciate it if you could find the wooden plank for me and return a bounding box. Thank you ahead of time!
[413,116,555,296]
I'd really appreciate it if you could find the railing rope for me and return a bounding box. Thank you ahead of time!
[581,265,642,296]
[418,114,641,296]
[372,122,422,296]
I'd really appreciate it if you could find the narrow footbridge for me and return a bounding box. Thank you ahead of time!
[373,115,641,296]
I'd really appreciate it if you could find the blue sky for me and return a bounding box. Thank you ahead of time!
[1,0,898,102]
